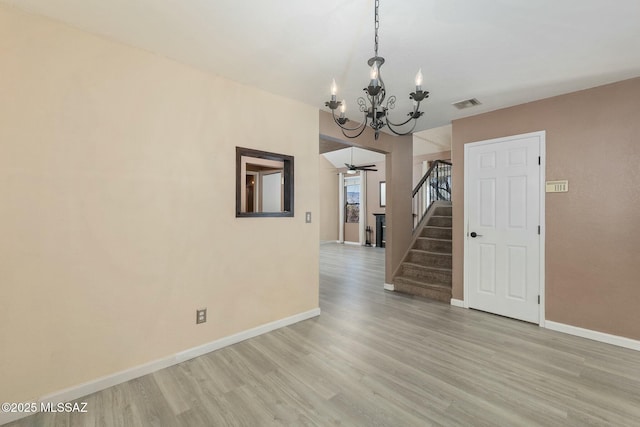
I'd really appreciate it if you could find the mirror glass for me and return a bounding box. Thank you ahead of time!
[379,181,386,207]
[236,147,294,217]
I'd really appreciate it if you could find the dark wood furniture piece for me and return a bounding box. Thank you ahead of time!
[373,213,386,248]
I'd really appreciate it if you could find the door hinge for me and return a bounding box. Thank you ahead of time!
[538,295,540,304]
[538,156,541,165]
[538,225,541,235]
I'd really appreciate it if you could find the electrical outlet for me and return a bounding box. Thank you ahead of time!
[196,308,207,324]
[305,212,312,223]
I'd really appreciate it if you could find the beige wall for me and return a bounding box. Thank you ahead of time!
[452,77,640,341]
[319,155,338,241]
[344,222,359,243]
[0,5,319,403]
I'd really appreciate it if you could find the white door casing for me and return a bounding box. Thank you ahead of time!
[464,131,545,324]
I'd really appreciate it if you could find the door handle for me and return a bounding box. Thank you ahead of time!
[470,232,483,238]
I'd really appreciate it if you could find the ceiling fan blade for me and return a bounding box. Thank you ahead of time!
[344,163,354,169]
[357,164,376,168]
[361,168,378,171]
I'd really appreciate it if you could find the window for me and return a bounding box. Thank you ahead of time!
[344,176,360,223]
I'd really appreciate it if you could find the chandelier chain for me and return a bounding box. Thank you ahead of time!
[374,0,379,57]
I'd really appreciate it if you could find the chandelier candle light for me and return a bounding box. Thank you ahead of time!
[325,0,429,140]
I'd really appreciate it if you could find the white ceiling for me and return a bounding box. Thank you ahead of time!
[414,125,451,156]
[4,0,640,132]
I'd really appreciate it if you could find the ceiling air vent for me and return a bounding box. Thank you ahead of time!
[452,98,481,110]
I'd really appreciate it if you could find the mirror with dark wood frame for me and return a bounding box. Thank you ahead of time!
[236,147,294,217]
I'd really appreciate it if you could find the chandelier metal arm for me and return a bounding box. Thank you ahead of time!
[357,97,368,112]
[386,115,416,128]
[385,106,422,128]
[331,109,368,132]
[385,117,418,136]
[340,123,368,139]
[330,109,368,139]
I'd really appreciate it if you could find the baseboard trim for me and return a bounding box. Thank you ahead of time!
[384,283,394,291]
[174,308,320,363]
[0,308,321,426]
[320,240,340,245]
[450,298,465,308]
[545,320,640,352]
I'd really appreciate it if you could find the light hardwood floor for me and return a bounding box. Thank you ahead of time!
[8,243,640,426]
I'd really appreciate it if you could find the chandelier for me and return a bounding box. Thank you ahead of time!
[325,0,429,140]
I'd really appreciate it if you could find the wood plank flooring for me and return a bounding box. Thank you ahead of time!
[7,243,640,426]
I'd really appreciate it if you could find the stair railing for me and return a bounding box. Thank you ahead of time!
[412,160,452,231]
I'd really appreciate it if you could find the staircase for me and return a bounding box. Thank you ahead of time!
[393,203,452,302]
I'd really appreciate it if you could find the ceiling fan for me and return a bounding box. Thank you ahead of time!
[345,147,378,174]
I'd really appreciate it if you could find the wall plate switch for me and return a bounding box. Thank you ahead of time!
[546,180,569,193]
[196,308,207,324]
[305,212,312,223]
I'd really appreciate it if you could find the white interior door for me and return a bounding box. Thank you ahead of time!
[465,132,544,324]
